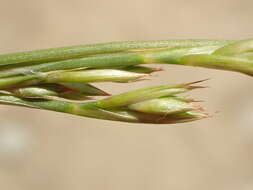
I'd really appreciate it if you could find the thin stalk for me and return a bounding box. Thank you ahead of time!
[180,54,253,76]
[0,40,232,66]
[0,46,221,78]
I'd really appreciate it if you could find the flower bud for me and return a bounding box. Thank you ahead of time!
[128,97,196,115]
[46,69,148,83]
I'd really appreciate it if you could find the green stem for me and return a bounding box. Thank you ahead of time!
[0,45,221,78]
[0,75,42,89]
[0,40,232,66]
[180,54,253,76]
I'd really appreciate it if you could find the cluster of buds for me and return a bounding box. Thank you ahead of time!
[0,80,207,124]
[0,38,251,124]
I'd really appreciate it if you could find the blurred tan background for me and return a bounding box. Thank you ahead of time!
[1,0,253,189]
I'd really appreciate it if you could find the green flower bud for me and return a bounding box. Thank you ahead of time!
[128,97,195,115]
[45,69,148,83]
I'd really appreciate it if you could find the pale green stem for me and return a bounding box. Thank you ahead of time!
[0,40,232,66]
[0,46,221,78]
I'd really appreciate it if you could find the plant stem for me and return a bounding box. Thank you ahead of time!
[0,45,220,78]
[0,40,232,66]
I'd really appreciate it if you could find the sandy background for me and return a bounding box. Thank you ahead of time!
[1,0,253,189]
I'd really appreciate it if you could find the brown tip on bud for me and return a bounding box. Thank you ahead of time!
[132,74,151,82]
[186,85,208,90]
[184,78,210,86]
[117,75,151,83]
[190,99,205,103]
